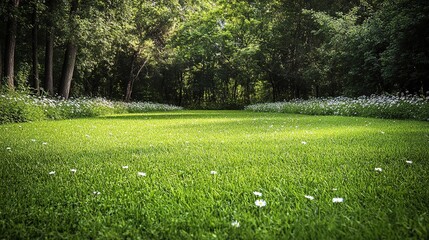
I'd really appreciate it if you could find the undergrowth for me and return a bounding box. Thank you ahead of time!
[0,92,182,124]
[246,94,429,121]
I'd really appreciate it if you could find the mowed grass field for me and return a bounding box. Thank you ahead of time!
[1,110,428,239]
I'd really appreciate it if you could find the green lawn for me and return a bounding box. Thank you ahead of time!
[1,111,428,239]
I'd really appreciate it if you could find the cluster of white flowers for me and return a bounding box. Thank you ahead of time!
[245,93,429,120]
[120,101,183,113]
[1,93,183,124]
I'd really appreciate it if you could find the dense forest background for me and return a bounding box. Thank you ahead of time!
[1,0,428,108]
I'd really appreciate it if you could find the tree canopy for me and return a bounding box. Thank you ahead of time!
[1,0,428,107]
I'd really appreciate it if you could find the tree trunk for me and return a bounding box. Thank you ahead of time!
[178,71,183,106]
[44,0,55,95]
[44,29,54,95]
[59,43,77,99]
[59,0,78,99]
[5,0,20,90]
[125,53,137,102]
[270,78,276,102]
[31,3,40,94]
[125,52,148,102]
[0,41,3,88]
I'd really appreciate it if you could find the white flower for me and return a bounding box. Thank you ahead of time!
[49,171,55,175]
[374,168,382,172]
[406,160,413,164]
[6,147,11,151]
[137,172,146,177]
[332,197,344,203]
[253,191,262,197]
[70,169,77,173]
[301,141,307,145]
[122,166,129,169]
[255,199,267,207]
[210,170,217,175]
[332,188,338,191]
[231,220,240,228]
[304,195,315,200]
[31,139,36,142]
[42,142,48,145]
[93,191,101,195]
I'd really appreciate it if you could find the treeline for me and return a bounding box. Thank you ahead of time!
[1,0,428,108]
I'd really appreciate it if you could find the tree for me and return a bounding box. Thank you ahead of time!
[307,0,429,96]
[30,0,40,94]
[44,0,56,96]
[4,0,20,90]
[122,0,179,102]
[59,0,79,99]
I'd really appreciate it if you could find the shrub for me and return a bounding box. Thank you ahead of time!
[245,94,429,121]
[0,92,183,124]
[0,93,45,124]
[124,102,183,112]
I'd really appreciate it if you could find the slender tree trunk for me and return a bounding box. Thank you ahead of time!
[44,31,54,95]
[269,76,276,102]
[31,3,40,94]
[44,0,55,95]
[59,43,77,99]
[5,0,20,90]
[125,52,148,102]
[125,52,137,102]
[178,71,183,106]
[245,77,251,104]
[59,0,78,99]
[0,41,3,88]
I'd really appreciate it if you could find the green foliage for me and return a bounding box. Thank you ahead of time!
[0,92,45,124]
[246,94,429,121]
[1,111,428,238]
[306,0,429,96]
[2,0,427,107]
[0,92,182,124]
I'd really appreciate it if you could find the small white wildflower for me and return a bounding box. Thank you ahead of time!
[49,171,55,175]
[374,168,382,172]
[70,169,77,173]
[301,141,307,145]
[93,191,101,195]
[42,142,48,145]
[231,220,240,228]
[122,166,129,169]
[253,191,262,197]
[304,195,315,200]
[210,170,218,175]
[255,199,267,207]
[332,188,338,191]
[137,172,146,177]
[6,147,11,151]
[406,160,413,164]
[31,139,36,142]
[332,197,344,203]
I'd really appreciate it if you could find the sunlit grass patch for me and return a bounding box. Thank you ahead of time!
[1,111,428,239]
